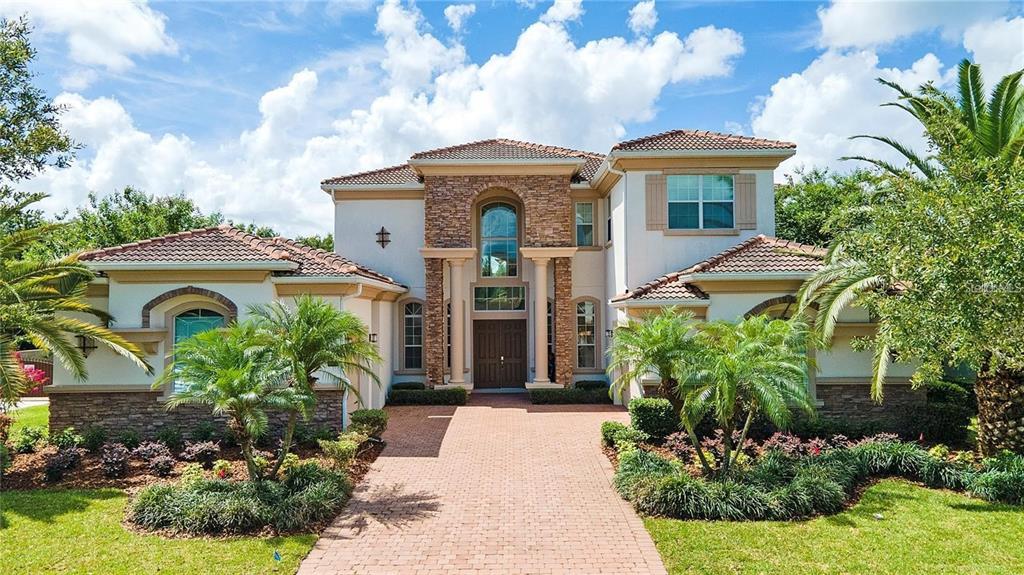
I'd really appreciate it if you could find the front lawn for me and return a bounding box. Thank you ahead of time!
[9,404,47,435]
[0,489,316,574]
[646,479,1024,575]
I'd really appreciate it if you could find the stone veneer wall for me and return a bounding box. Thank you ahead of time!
[553,257,574,386]
[49,389,346,439]
[816,384,926,420]
[422,174,576,388]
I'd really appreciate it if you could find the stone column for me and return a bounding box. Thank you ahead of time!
[554,257,575,387]
[423,258,446,388]
[448,258,467,386]
[531,257,550,384]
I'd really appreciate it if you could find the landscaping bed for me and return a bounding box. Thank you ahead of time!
[603,399,1023,522]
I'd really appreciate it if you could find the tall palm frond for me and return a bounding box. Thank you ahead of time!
[607,307,698,405]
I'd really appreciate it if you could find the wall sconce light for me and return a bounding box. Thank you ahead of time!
[375,226,391,248]
[369,333,379,343]
[605,329,614,339]
[75,335,98,357]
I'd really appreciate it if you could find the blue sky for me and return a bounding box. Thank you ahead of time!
[4,0,1022,235]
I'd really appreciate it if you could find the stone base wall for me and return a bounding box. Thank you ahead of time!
[816,384,925,421]
[553,257,574,387]
[49,389,346,439]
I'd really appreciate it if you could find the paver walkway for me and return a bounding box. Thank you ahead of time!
[298,393,667,575]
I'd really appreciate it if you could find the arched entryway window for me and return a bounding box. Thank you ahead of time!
[173,309,225,391]
[480,202,518,277]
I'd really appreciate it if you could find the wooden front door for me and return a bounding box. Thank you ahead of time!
[473,319,527,389]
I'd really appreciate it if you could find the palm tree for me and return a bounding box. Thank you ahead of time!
[248,295,382,478]
[607,307,698,414]
[156,323,302,480]
[844,59,1023,177]
[802,59,1024,454]
[675,315,814,475]
[0,193,150,409]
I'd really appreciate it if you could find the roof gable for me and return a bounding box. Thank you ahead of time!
[613,235,823,303]
[612,130,796,152]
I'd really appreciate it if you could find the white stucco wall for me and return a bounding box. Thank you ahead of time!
[333,198,424,290]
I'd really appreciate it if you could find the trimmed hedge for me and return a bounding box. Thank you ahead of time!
[530,387,612,404]
[575,380,609,391]
[349,409,388,437]
[628,398,678,439]
[391,382,426,391]
[387,388,467,406]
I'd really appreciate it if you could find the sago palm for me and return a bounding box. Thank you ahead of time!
[0,193,150,408]
[156,323,302,481]
[607,307,698,412]
[675,315,814,475]
[248,294,381,477]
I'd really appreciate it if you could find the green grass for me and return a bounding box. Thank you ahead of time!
[0,489,317,574]
[9,404,48,435]
[645,479,1024,575]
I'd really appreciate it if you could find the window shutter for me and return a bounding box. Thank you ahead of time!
[645,174,667,230]
[734,173,757,230]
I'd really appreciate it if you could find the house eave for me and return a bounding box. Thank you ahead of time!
[83,260,299,272]
[271,275,407,293]
[609,298,710,309]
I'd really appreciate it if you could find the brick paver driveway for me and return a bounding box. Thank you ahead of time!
[299,393,667,575]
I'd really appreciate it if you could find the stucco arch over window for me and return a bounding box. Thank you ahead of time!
[141,286,237,327]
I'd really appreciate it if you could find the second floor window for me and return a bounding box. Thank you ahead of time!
[575,202,594,246]
[667,175,735,230]
[480,202,518,277]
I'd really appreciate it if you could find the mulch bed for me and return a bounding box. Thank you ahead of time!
[1,442,383,492]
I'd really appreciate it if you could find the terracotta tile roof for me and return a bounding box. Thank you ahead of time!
[321,164,420,186]
[79,225,401,286]
[411,138,602,163]
[613,235,823,302]
[612,129,796,151]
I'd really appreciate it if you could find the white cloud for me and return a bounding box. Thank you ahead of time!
[0,0,177,73]
[26,0,745,236]
[60,68,99,91]
[540,0,583,24]
[963,17,1024,87]
[751,50,945,177]
[816,0,1009,49]
[628,1,657,36]
[444,4,476,34]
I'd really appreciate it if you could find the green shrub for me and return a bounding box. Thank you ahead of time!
[294,424,334,447]
[926,379,975,408]
[919,456,971,490]
[898,402,973,444]
[12,426,46,453]
[852,439,929,476]
[116,429,141,450]
[212,459,232,479]
[969,469,1024,505]
[601,421,628,447]
[319,438,359,470]
[575,380,609,391]
[612,426,649,449]
[181,441,221,469]
[180,462,205,484]
[387,388,467,406]
[82,426,108,453]
[128,462,351,534]
[530,388,612,404]
[50,427,84,449]
[628,398,678,439]
[790,414,896,440]
[391,381,426,391]
[191,420,218,442]
[0,413,11,444]
[156,426,184,451]
[0,443,10,475]
[614,448,676,500]
[349,409,388,437]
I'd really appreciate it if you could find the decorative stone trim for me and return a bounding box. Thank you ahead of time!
[554,258,574,387]
[49,389,346,438]
[743,295,798,318]
[816,383,925,421]
[424,258,445,388]
[141,286,238,327]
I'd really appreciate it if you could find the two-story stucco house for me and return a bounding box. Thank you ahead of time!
[48,130,921,435]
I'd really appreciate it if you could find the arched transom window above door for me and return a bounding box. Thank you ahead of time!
[480,202,518,278]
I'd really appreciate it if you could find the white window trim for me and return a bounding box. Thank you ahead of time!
[573,297,601,371]
[667,174,735,230]
[574,201,595,247]
[398,299,425,373]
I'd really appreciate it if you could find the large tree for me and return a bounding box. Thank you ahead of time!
[774,168,874,246]
[799,60,1024,455]
[0,18,149,408]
